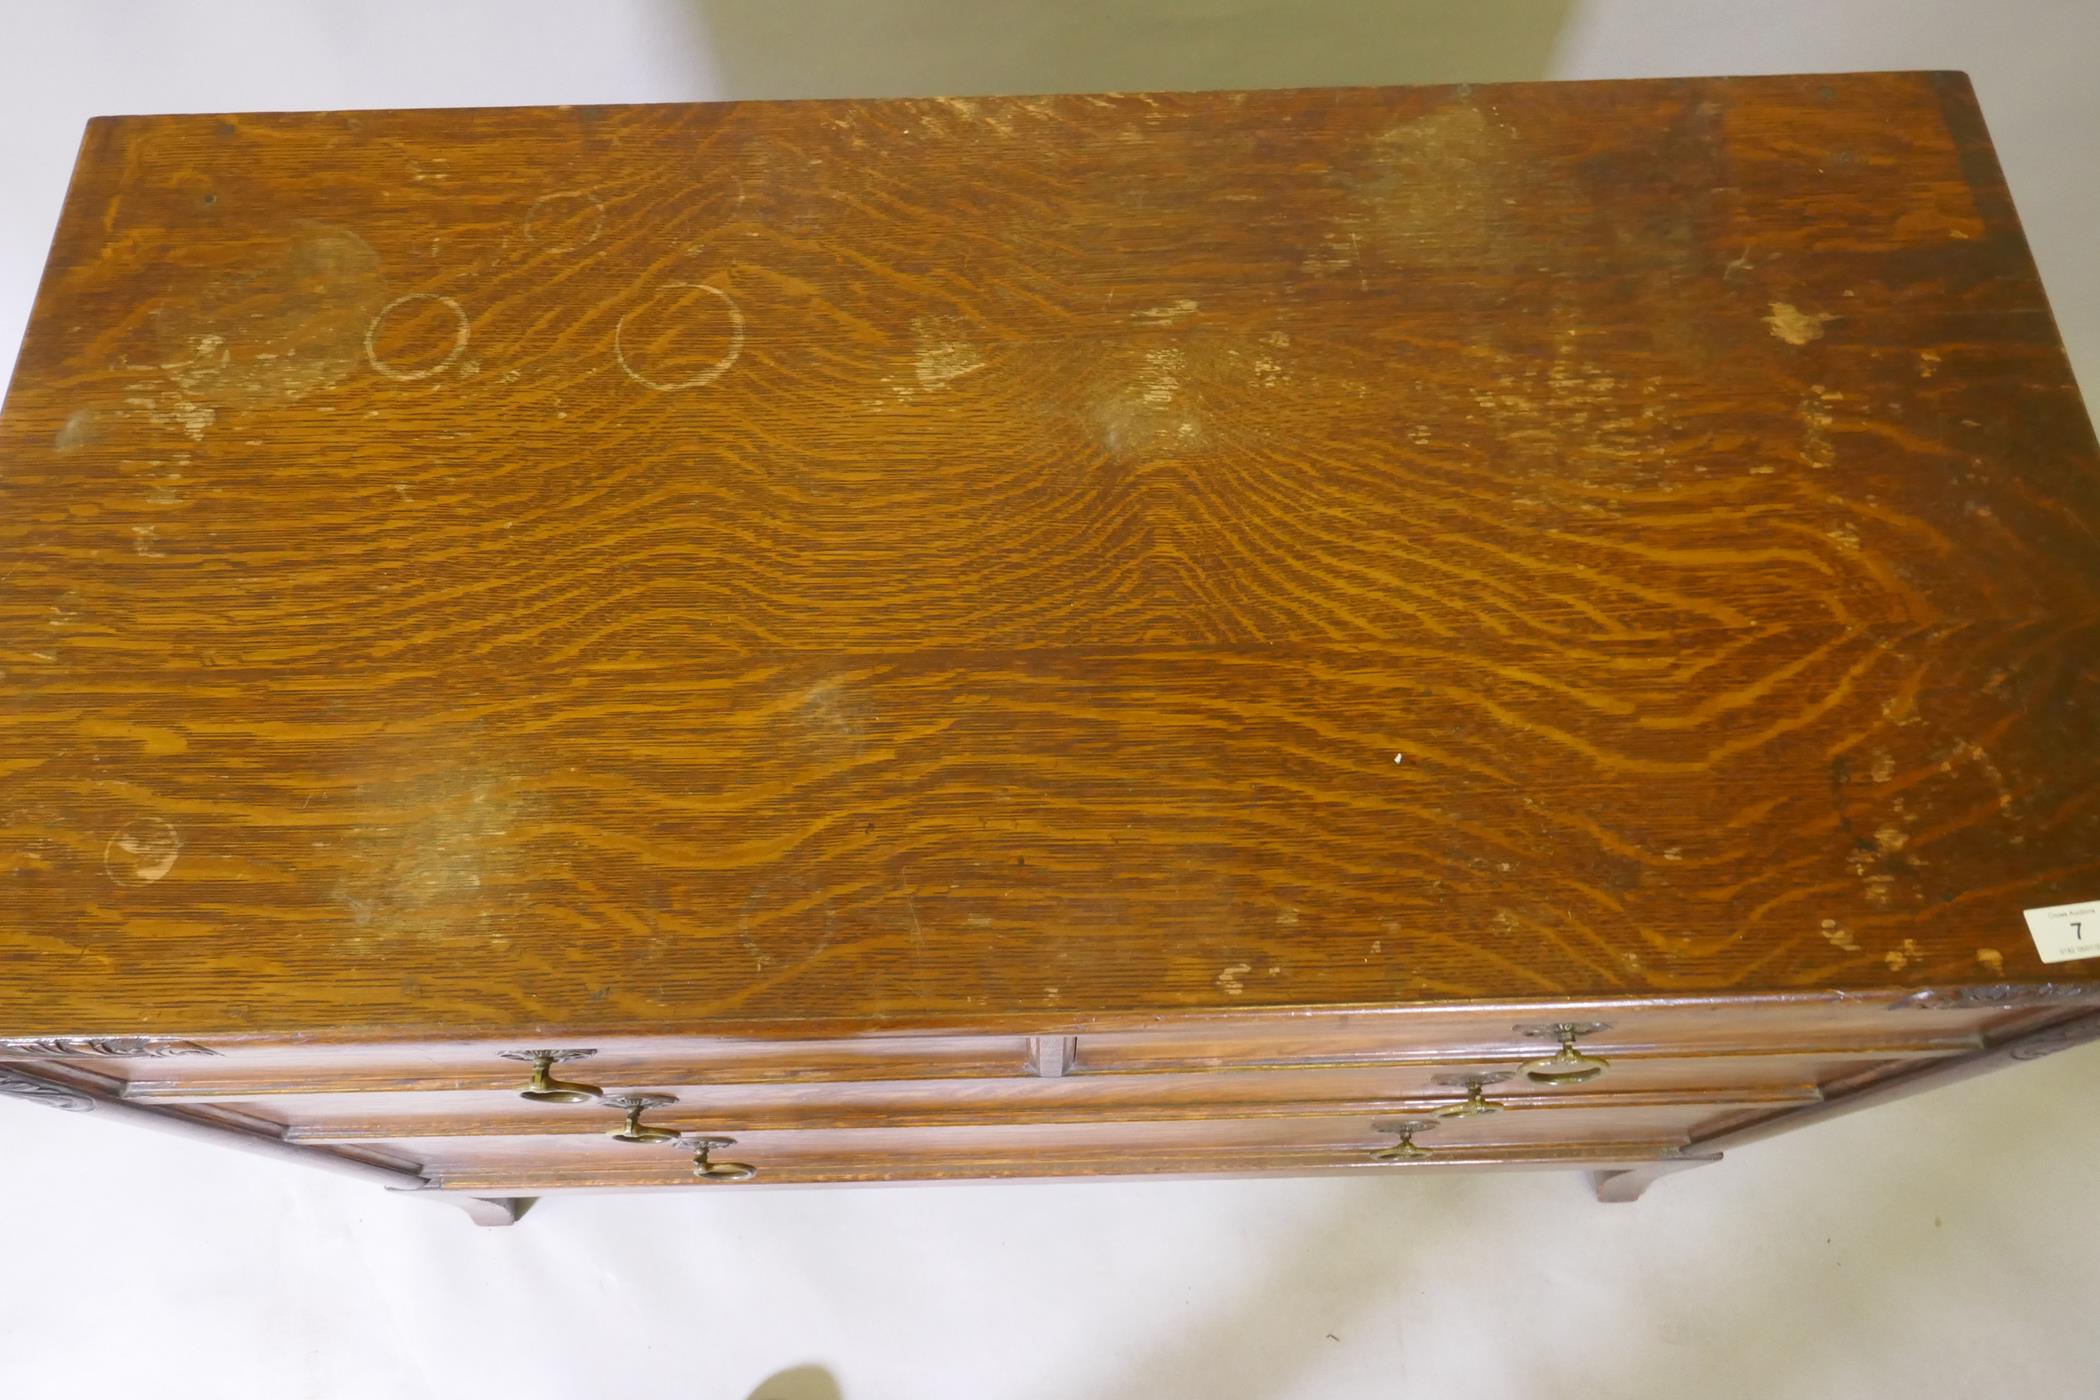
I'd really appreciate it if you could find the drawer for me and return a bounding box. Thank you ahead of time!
[393,1100,1744,1191]
[100,1033,1036,1099]
[234,1050,1883,1143]
[1071,998,2015,1072]
[80,993,2031,1104]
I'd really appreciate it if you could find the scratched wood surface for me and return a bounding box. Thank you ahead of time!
[2,72,2097,1042]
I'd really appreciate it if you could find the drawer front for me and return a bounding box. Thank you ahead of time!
[103,1033,1037,1098]
[241,1051,1867,1141]
[401,1100,1739,1191]
[80,993,2025,1103]
[12,993,2056,1196]
[1069,999,2006,1072]
[204,1048,1931,1195]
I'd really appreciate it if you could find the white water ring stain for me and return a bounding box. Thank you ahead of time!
[365,293,471,382]
[614,281,745,392]
[524,189,607,254]
[104,817,182,886]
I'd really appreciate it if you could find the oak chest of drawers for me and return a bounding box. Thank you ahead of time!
[3,73,2097,1224]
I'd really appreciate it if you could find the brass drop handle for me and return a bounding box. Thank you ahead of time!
[689,1135,757,1182]
[1370,1117,1439,1161]
[604,1093,682,1144]
[1517,1022,1612,1085]
[1433,1071,1513,1118]
[501,1048,602,1104]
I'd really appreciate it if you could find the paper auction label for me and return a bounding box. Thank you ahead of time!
[2025,900,2100,964]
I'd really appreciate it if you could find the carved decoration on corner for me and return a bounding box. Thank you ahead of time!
[1891,984,2100,1011]
[0,1067,96,1112]
[0,1037,219,1059]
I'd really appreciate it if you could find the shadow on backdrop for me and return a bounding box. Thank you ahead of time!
[743,1362,844,1400]
[686,0,1570,100]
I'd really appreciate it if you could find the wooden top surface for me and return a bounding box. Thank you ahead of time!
[3,72,2097,1042]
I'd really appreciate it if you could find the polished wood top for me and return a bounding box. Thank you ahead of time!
[2,72,2096,1040]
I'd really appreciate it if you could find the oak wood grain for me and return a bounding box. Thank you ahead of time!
[2,72,2097,1043]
